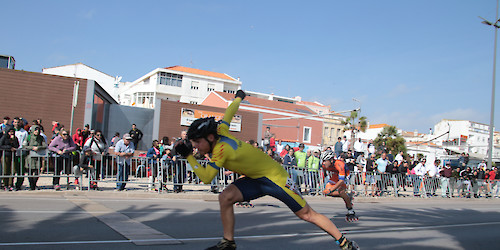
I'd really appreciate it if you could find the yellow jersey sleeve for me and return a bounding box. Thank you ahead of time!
[186,155,219,184]
[217,96,242,137]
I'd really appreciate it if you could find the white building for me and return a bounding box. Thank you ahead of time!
[118,66,241,108]
[245,90,301,103]
[351,123,392,141]
[42,63,122,102]
[433,119,498,159]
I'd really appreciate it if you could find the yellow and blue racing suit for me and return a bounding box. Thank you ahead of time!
[186,97,306,212]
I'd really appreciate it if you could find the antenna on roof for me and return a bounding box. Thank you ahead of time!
[114,76,122,88]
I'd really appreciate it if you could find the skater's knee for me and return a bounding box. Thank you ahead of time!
[295,206,315,222]
[218,185,243,205]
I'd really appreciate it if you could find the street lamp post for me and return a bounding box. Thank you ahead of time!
[352,98,361,148]
[480,0,499,170]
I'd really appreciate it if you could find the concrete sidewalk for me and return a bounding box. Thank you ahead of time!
[5,173,499,202]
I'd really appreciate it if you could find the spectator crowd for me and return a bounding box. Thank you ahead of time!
[1,115,499,199]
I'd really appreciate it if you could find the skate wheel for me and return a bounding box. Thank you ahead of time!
[345,215,359,222]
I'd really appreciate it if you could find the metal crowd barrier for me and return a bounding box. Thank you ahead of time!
[1,148,500,198]
[282,165,324,195]
[1,148,79,190]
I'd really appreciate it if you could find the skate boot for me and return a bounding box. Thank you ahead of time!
[338,236,360,250]
[340,239,360,250]
[205,238,236,250]
[345,209,359,222]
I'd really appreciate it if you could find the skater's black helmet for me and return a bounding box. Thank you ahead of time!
[187,117,218,140]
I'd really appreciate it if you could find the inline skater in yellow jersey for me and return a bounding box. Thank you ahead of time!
[174,90,359,250]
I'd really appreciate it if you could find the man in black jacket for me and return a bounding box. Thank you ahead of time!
[129,124,143,149]
[0,128,20,190]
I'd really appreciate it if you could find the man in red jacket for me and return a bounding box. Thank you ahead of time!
[439,162,453,198]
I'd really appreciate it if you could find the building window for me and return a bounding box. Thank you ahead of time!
[443,138,459,146]
[158,72,183,87]
[224,89,235,94]
[303,127,312,143]
[207,83,215,92]
[133,92,154,107]
[191,81,199,90]
[189,101,198,104]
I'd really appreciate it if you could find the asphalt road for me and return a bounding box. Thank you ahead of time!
[0,191,499,250]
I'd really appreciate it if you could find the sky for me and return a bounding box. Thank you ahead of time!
[2,0,499,133]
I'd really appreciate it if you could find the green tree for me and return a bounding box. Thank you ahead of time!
[373,125,407,156]
[342,111,368,148]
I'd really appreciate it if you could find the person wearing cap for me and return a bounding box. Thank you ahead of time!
[74,146,97,190]
[174,90,359,250]
[114,133,135,191]
[439,162,453,198]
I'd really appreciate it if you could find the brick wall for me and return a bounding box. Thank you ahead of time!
[0,68,87,138]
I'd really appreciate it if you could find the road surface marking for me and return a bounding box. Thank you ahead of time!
[65,196,182,246]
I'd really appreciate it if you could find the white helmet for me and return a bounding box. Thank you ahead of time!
[321,150,335,162]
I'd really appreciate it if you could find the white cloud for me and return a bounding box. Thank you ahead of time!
[430,108,488,125]
[370,111,427,132]
[369,108,489,134]
[78,9,96,20]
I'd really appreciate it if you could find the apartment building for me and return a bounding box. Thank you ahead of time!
[118,66,242,108]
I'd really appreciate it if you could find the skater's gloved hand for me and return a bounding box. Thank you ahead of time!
[175,139,193,158]
[235,90,246,100]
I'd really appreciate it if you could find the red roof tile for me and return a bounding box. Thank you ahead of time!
[214,91,317,115]
[165,66,236,81]
[369,124,390,129]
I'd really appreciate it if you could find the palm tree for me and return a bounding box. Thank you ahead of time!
[342,110,368,149]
